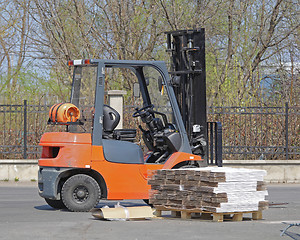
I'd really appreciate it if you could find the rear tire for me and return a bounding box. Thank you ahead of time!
[45,198,66,209]
[61,174,101,212]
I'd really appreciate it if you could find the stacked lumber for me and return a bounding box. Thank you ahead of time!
[148,169,203,210]
[148,167,268,213]
[200,167,268,212]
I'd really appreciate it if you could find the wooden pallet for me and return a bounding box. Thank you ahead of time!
[154,206,263,222]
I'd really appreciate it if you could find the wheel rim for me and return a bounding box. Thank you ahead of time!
[73,185,89,203]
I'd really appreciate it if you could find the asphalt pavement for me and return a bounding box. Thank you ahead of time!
[0,182,299,240]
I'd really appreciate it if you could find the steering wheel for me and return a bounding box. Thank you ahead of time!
[132,104,154,118]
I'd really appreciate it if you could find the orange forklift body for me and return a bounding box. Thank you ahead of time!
[39,132,202,200]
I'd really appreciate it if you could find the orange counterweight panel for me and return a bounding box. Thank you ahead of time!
[39,132,92,168]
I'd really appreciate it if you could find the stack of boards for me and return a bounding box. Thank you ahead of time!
[148,167,268,213]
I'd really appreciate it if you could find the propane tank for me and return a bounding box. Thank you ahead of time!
[49,103,80,123]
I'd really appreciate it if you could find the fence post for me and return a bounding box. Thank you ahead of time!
[215,122,223,167]
[210,123,213,165]
[285,102,289,160]
[23,100,27,159]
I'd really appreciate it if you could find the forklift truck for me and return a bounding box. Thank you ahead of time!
[38,29,222,212]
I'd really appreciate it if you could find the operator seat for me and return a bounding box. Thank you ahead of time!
[103,105,120,134]
[102,105,136,141]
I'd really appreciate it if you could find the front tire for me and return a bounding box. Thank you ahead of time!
[61,174,101,212]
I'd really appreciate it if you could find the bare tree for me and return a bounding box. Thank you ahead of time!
[203,0,299,106]
[2,0,296,105]
[0,0,31,102]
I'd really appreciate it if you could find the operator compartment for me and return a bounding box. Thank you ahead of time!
[134,104,182,163]
[102,64,184,165]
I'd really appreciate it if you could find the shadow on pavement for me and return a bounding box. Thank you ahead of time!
[34,205,59,211]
